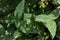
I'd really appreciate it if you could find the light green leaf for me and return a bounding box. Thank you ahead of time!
[20,26,27,33]
[44,20,56,38]
[49,8,60,19]
[24,13,32,24]
[13,30,21,38]
[35,14,51,22]
[26,19,31,24]
[0,24,3,28]
[14,0,25,19]
[35,14,57,38]
[24,13,32,19]
[15,21,21,28]
[57,0,60,4]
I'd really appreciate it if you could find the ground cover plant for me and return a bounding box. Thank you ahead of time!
[0,0,60,40]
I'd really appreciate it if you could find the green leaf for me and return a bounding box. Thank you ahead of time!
[26,19,31,24]
[0,24,3,28]
[24,13,32,19]
[49,8,60,19]
[57,0,60,4]
[15,21,21,28]
[35,14,57,38]
[24,13,32,24]
[35,14,51,22]
[44,20,56,38]
[20,23,27,33]
[13,30,21,39]
[14,0,25,19]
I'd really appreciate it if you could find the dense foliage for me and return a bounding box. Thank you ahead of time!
[0,0,60,40]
